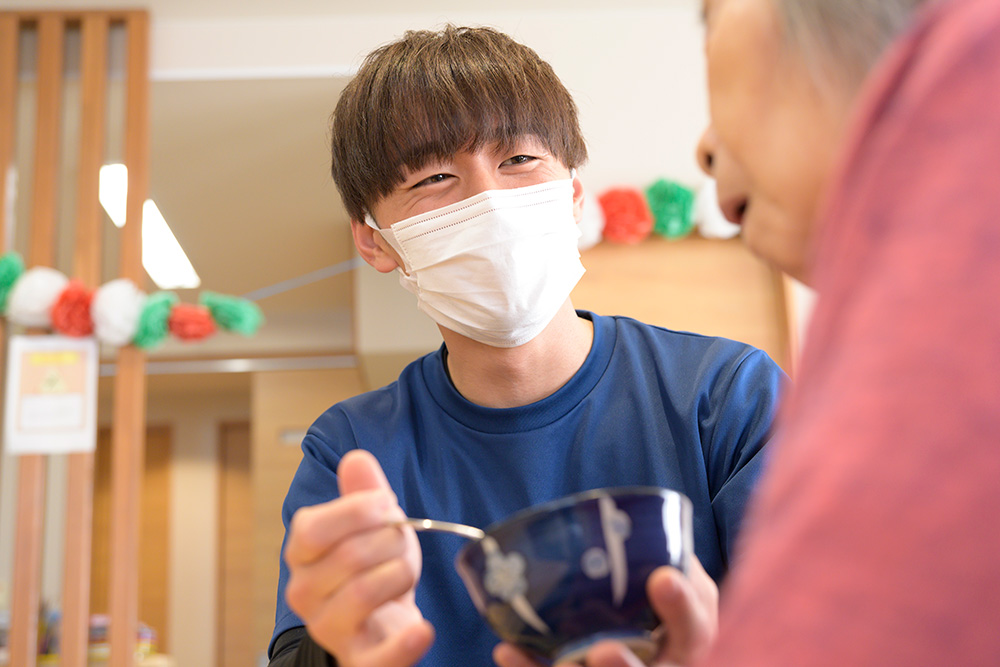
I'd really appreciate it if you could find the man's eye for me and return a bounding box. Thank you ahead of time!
[415,173,449,187]
[503,155,536,166]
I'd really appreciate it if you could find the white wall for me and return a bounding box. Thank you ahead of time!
[181,3,714,358]
[151,3,709,190]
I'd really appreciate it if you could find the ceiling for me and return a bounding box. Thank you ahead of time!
[4,0,673,18]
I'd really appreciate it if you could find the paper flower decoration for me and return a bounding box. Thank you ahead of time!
[577,185,606,252]
[646,178,695,239]
[200,291,264,336]
[0,252,24,312]
[0,251,264,348]
[597,187,653,244]
[133,291,178,349]
[168,304,216,341]
[92,279,147,346]
[7,267,69,328]
[51,281,95,337]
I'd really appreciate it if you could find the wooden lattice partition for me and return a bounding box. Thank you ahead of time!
[0,10,149,667]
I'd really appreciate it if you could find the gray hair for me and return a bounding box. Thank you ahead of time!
[775,0,933,89]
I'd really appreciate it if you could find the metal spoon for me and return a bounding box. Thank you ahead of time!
[393,517,486,541]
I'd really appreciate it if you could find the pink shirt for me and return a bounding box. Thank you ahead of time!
[703,0,1000,664]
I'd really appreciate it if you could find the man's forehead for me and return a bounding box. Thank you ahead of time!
[398,135,545,170]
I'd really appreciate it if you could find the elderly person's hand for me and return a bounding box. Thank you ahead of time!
[493,555,718,667]
[283,449,435,667]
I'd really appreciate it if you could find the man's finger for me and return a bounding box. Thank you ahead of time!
[339,448,395,496]
[284,490,398,566]
[352,620,435,667]
[303,556,419,640]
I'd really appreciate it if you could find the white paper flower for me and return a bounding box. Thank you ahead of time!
[6,266,69,328]
[578,185,606,251]
[694,178,741,239]
[92,278,146,346]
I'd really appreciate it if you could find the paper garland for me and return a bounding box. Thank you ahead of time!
[0,252,264,349]
[594,177,732,245]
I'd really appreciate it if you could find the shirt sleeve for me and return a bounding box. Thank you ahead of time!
[701,348,786,571]
[270,419,355,657]
[268,627,337,667]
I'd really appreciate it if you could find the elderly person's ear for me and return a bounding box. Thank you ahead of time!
[696,127,717,176]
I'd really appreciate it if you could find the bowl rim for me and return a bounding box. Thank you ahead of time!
[468,485,692,546]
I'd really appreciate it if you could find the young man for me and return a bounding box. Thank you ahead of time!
[268,26,785,667]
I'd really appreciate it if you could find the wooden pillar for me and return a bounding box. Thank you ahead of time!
[0,8,17,526]
[108,12,149,667]
[60,14,109,667]
[10,15,64,667]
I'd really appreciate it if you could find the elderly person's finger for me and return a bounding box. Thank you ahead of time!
[648,556,718,665]
[493,642,552,667]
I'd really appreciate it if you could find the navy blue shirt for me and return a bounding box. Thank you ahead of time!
[271,311,786,665]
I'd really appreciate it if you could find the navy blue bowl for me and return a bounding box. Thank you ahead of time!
[455,487,693,664]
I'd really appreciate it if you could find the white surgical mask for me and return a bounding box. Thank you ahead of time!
[365,175,585,347]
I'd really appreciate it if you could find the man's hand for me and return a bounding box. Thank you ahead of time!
[493,556,718,667]
[283,449,435,667]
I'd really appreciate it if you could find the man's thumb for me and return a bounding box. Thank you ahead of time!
[337,448,393,497]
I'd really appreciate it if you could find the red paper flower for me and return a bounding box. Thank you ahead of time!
[598,187,653,244]
[168,303,217,341]
[51,281,95,336]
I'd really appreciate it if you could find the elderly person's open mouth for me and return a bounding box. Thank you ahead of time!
[720,196,748,225]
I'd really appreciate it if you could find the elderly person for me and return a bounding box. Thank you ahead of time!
[501,0,1000,665]
[696,0,1000,664]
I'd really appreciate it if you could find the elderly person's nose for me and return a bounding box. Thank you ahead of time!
[696,127,717,176]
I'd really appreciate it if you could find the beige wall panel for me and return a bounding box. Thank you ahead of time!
[251,367,365,660]
[573,236,790,371]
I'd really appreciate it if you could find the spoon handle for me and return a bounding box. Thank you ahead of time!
[393,517,486,541]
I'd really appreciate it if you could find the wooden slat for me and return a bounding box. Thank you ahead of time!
[108,11,149,667]
[0,13,19,579]
[0,14,17,241]
[61,14,109,667]
[27,14,62,268]
[72,14,107,287]
[10,14,64,667]
[10,456,45,667]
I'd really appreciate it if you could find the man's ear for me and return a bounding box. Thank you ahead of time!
[351,219,402,273]
[571,172,586,223]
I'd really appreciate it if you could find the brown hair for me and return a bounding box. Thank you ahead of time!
[330,25,588,222]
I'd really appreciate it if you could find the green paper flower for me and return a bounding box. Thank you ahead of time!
[0,251,25,313]
[133,291,178,349]
[199,291,264,336]
[646,179,695,239]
